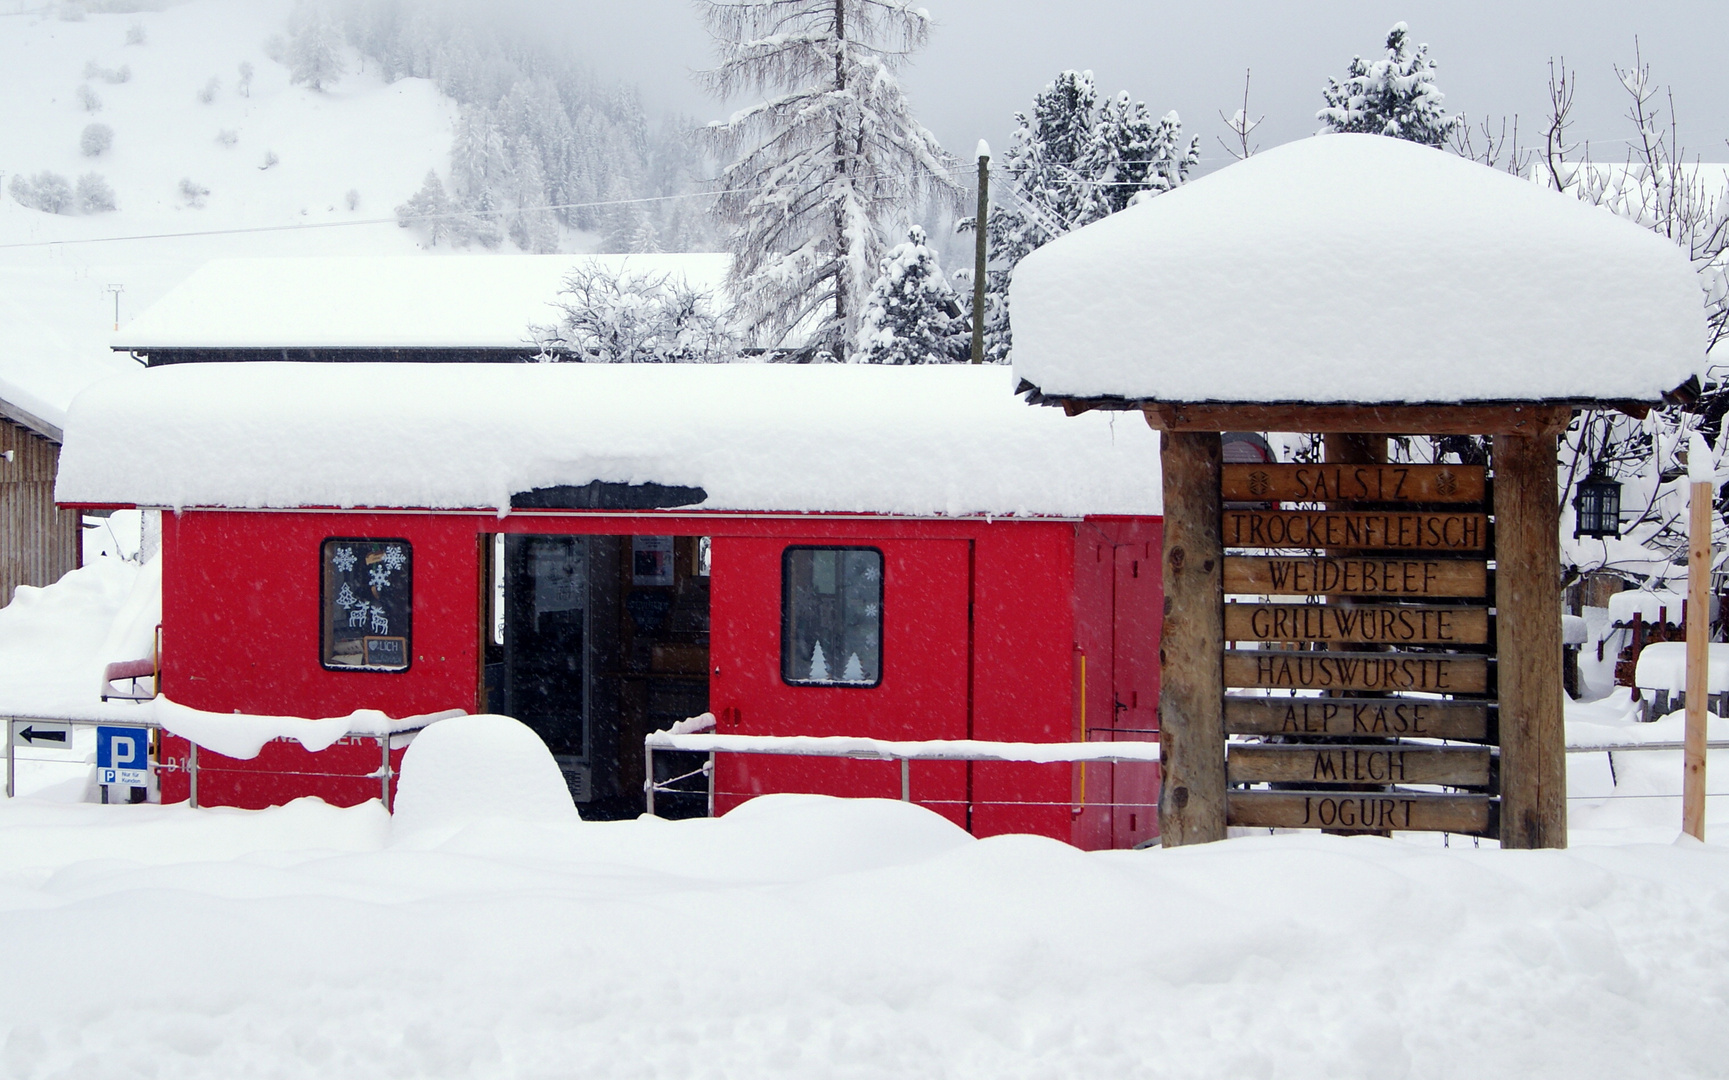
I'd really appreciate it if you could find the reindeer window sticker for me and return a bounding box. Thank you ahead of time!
[322,539,413,671]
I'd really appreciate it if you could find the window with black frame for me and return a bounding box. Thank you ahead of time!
[321,539,412,671]
[781,546,882,686]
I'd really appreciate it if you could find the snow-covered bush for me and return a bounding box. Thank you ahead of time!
[58,2,85,22]
[531,262,739,364]
[125,21,145,45]
[76,172,117,213]
[215,128,238,147]
[83,60,130,84]
[197,76,219,104]
[237,60,253,97]
[76,83,102,112]
[80,122,113,156]
[263,33,287,64]
[856,227,964,365]
[9,172,75,214]
[177,177,209,208]
[345,188,360,211]
[260,149,279,169]
[1318,23,1461,146]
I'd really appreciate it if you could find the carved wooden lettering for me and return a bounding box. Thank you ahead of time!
[1224,697,1490,740]
[1228,745,1492,787]
[1222,650,1490,693]
[1228,791,1495,834]
[1221,510,1488,551]
[1221,464,1485,504]
[1224,557,1487,597]
[1225,603,1490,644]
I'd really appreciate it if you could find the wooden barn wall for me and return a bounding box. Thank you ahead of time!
[0,418,78,607]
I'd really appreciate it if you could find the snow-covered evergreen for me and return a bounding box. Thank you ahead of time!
[531,262,738,364]
[856,227,962,365]
[697,0,960,360]
[1317,23,1461,146]
[961,71,1197,362]
[287,9,344,92]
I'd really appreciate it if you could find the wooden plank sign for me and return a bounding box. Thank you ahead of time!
[1225,603,1489,645]
[1223,650,1490,693]
[1227,744,1492,787]
[1225,697,1490,740]
[1222,510,1488,551]
[1221,464,1485,504]
[1228,791,1495,834]
[1224,556,1487,598]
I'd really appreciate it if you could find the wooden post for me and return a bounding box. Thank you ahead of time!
[970,146,989,365]
[1684,470,1711,840]
[1493,433,1567,848]
[1156,429,1226,844]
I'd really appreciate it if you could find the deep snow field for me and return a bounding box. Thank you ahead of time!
[0,0,461,423]
[4,560,1729,1078]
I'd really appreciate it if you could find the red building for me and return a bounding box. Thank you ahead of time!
[62,336,1164,847]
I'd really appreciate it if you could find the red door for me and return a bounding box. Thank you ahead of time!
[1111,540,1161,848]
[709,536,971,827]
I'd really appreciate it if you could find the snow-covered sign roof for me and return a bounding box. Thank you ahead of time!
[1011,134,1707,406]
[55,363,1162,517]
[110,254,733,351]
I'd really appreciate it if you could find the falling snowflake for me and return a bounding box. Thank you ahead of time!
[369,565,392,591]
[331,546,357,573]
[335,582,357,609]
[381,545,406,572]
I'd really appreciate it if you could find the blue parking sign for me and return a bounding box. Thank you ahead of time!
[97,726,150,787]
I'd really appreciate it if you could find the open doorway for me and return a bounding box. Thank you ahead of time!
[481,534,710,819]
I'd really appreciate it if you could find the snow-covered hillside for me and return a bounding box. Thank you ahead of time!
[0,0,460,423]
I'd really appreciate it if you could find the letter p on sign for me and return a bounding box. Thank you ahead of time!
[96,725,150,788]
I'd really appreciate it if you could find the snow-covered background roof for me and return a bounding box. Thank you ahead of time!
[1011,134,1707,405]
[55,363,1162,517]
[112,254,733,351]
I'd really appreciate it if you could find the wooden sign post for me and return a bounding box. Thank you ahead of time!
[1143,405,1570,849]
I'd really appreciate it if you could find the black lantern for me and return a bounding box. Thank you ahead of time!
[1573,471,1622,539]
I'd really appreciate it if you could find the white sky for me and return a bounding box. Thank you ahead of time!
[516,1,1729,171]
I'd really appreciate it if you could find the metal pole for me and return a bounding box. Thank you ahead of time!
[644,741,656,817]
[5,721,13,799]
[380,734,391,811]
[188,741,198,809]
[900,756,910,802]
[970,145,989,365]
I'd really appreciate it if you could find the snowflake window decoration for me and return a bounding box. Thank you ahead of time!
[331,546,357,573]
[368,565,392,591]
[382,545,406,572]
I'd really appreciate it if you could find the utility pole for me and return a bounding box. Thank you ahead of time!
[106,283,124,331]
[970,142,989,365]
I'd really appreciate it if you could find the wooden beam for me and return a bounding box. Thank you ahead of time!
[1228,744,1492,787]
[1143,402,1573,437]
[1157,431,1227,845]
[1493,433,1567,848]
[1223,650,1489,693]
[1228,791,1495,834]
[1222,509,1488,552]
[1221,464,1485,504]
[1224,696,1489,740]
[1225,602,1490,645]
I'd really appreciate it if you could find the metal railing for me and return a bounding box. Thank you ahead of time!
[643,722,1161,817]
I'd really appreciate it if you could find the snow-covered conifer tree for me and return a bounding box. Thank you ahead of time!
[287,11,344,92]
[959,71,1197,361]
[395,170,453,246]
[698,0,960,360]
[855,226,961,364]
[1317,23,1460,146]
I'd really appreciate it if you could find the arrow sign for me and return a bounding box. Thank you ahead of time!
[11,721,74,749]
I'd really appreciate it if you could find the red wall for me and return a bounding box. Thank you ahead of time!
[153,509,1161,846]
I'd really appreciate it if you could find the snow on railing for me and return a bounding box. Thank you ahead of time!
[643,713,1159,816]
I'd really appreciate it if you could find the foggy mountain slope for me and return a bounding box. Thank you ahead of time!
[0,0,708,423]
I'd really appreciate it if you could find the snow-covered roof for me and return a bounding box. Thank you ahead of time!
[1011,134,1707,406]
[55,363,1162,517]
[110,254,733,352]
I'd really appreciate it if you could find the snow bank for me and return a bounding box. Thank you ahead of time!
[112,254,732,351]
[56,362,1163,516]
[390,714,577,838]
[1012,134,1706,403]
[155,698,463,760]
